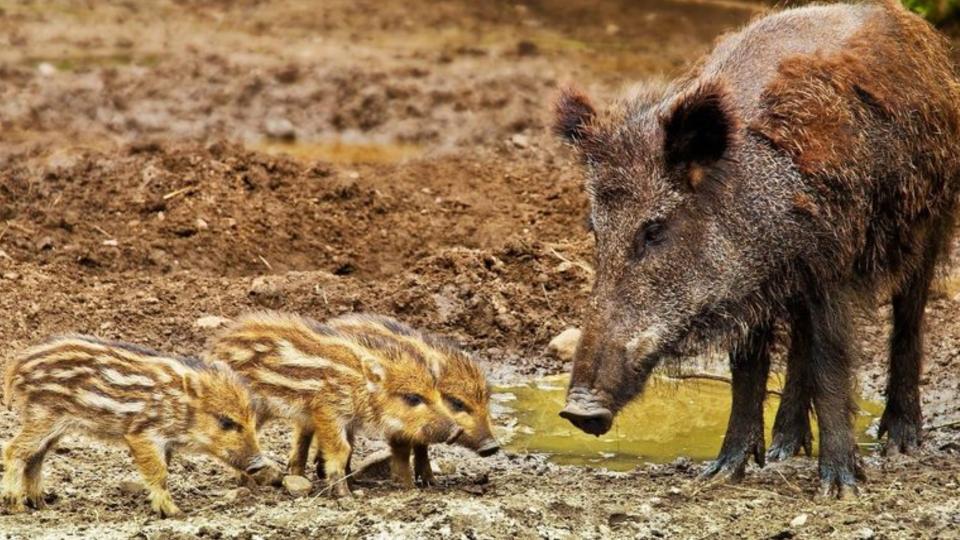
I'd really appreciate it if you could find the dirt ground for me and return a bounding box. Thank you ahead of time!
[1,1,959,538]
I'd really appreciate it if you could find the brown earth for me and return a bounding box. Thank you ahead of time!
[0,1,958,538]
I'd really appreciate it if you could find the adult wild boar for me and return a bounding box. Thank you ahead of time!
[555,0,960,497]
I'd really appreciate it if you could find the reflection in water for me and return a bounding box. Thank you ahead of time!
[496,374,882,470]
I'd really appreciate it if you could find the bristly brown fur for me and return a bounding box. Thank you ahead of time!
[554,87,597,144]
[557,0,960,496]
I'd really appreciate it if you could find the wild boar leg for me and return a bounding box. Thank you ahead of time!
[413,444,435,486]
[390,441,415,488]
[807,291,864,499]
[2,415,61,512]
[311,413,352,497]
[288,423,315,477]
[881,231,941,455]
[701,323,772,482]
[768,303,814,461]
[124,434,181,518]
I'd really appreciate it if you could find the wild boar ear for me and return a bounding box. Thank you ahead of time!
[554,87,597,146]
[181,373,205,399]
[661,80,738,188]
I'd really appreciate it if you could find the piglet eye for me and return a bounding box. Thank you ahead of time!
[403,394,425,406]
[633,220,667,260]
[445,396,469,413]
[218,416,240,431]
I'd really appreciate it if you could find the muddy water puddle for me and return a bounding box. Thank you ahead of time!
[495,374,882,471]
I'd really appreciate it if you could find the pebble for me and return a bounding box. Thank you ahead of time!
[196,218,209,231]
[222,487,251,503]
[37,62,57,76]
[510,134,530,149]
[194,315,231,329]
[264,117,296,141]
[282,474,312,497]
[855,527,876,540]
[790,513,809,528]
[118,480,144,496]
[548,328,582,362]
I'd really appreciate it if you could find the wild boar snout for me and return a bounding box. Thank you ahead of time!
[560,386,614,436]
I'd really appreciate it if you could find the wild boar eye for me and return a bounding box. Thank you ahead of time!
[632,220,667,261]
[402,394,425,406]
[218,415,240,431]
[445,396,470,413]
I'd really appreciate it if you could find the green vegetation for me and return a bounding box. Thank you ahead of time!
[903,0,959,23]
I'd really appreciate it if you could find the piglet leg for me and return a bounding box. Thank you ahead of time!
[125,434,181,518]
[413,444,435,486]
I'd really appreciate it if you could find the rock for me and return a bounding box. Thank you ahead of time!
[265,117,296,141]
[790,514,808,528]
[855,528,876,540]
[2,271,19,280]
[195,218,209,231]
[282,475,312,497]
[118,480,144,496]
[222,487,251,504]
[510,134,530,149]
[36,236,54,251]
[605,23,620,36]
[548,328,582,361]
[37,62,56,76]
[194,315,231,329]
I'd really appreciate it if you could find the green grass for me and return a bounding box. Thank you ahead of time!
[903,0,960,23]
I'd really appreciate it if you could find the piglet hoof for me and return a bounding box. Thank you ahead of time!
[878,412,922,457]
[25,493,48,511]
[328,478,352,498]
[1,493,27,514]
[151,495,183,519]
[415,469,436,487]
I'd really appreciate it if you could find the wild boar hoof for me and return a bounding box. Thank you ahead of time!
[767,423,813,462]
[25,493,47,510]
[700,431,765,483]
[877,412,922,457]
[816,460,865,500]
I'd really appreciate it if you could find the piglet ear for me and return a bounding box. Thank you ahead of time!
[662,80,738,184]
[554,87,597,145]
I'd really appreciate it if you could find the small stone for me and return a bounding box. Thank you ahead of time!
[667,486,682,496]
[282,475,312,497]
[222,487,251,503]
[548,328,582,362]
[36,236,54,251]
[196,218,209,230]
[194,315,231,329]
[118,480,144,496]
[855,528,875,540]
[510,134,530,149]
[605,23,620,35]
[2,271,19,280]
[790,513,808,528]
[37,62,56,76]
[102,239,119,247]
[265,117,296,141]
